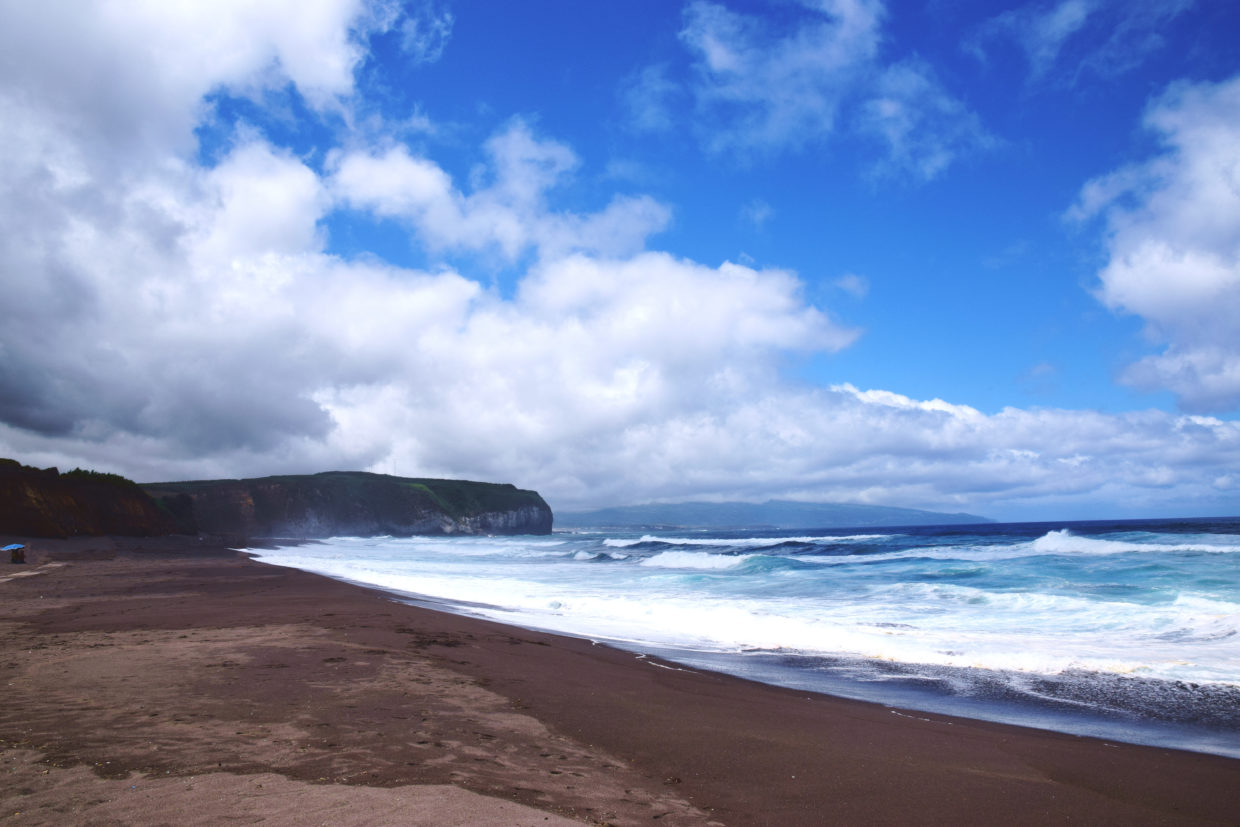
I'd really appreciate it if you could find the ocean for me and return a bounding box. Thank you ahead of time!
[244,516,1240,758]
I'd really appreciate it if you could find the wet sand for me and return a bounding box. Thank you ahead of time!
[2,536,1237,825]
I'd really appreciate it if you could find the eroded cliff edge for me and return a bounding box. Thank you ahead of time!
[142,471,553,537]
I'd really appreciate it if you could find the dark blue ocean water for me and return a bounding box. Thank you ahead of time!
[247,516,1240,758]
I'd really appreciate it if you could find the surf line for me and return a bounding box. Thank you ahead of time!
[889,709,953,725]
[635,653,695,672]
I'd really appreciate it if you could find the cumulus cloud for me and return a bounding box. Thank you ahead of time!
[0,0,856,498]
[0,0,371,168]
[1071,74,1240,412]
[331,120,673,260]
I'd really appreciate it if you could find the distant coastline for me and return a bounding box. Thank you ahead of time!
[555,499,990,530]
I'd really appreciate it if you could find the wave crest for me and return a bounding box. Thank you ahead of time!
[638,550,756,570]
[1030,529,1240,556]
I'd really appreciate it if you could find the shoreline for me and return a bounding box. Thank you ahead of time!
[283,569,1240,762]
[2,536,1238,824]
[247,528,1240,761]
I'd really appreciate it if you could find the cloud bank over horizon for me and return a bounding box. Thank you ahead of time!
[1,1,1238,522]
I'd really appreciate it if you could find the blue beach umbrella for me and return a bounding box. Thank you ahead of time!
[2,544,23,551]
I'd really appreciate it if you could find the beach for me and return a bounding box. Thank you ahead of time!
[2,538,1238,825]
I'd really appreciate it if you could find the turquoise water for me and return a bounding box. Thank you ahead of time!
[246,516,1240,757]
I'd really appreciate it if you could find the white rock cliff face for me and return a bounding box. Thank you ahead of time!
[454,506,554,535]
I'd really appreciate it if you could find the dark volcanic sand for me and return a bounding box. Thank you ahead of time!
[1,536,1237,825]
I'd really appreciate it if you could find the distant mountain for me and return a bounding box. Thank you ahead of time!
[555,500,990,530]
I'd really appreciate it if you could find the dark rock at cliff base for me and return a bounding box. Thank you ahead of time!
[0,459,179,538]
[142,471,553,537]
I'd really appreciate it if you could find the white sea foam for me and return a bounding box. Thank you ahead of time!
[797,529,1240,566]
[638,550,757,569]
[603,537,652,548]
[603,534,889,549]
[1028,529,1240,555]
[795,544,1014,565]
[244,526,1240,689]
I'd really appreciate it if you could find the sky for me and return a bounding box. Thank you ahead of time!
[1,0,1239,522]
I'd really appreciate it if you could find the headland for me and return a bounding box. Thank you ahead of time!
[0,460,552,538]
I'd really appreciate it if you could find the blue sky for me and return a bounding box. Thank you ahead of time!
[2,0,1239,521]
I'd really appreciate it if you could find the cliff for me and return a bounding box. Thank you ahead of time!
[142,471,553,537]
[0,459,179,538]
[1,460,554,539]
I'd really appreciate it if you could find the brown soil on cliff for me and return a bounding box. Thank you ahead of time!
[0,460,178,538]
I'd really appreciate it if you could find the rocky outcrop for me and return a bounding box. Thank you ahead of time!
[142,471,553,537]
[0,460,179,538]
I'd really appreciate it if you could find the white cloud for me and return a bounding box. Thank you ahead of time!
[1025,0,1097,73]
[857,59,995,181]
[971,0,1195,83]
[297,380,1240,518]
[669,1,991,179]
[0,0,860,496]
[1072,74,1240,412]
[741,199,774,229]
[0,0,373,169]
[971,0,1098,78]
[400,2,454,64]
[833,273,869,298]
[678,0,883,153]
[620,64,680,133]
[198,142,330,261]
[332,120,673,261]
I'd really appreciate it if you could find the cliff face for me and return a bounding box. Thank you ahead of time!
[0,460,179,538]
[142,471,553,537]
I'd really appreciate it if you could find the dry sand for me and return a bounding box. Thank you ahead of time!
[1,536,1237,825]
